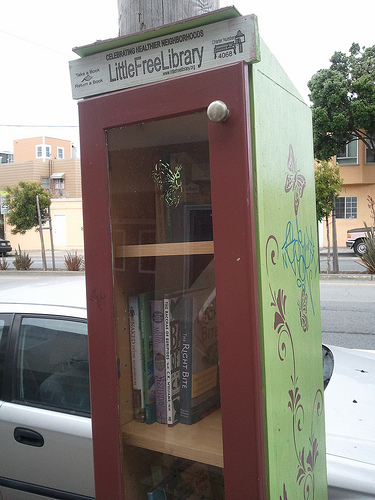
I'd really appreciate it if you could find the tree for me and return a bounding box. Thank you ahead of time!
[308,43,375,161]
[5,181,51,234]
[315,161,343,273]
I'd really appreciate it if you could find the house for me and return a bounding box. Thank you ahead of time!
[0,136,83,251]
[13,136,77,163]
[0,151,13,164]
[324,138,375,247]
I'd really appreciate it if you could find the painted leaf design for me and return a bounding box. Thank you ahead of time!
[284,145,306,215]
[307,436,319,472]
[274,289,287,332]
[297,447,306,485]
[288,386,301,413]
[280,484,288,500]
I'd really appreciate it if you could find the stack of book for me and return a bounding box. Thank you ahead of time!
[128,285,220,427]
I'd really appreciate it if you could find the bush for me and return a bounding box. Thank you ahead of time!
[13,245,33,270]
[0,257,9,270]
[64,251,85,271]
[358,224,375,274]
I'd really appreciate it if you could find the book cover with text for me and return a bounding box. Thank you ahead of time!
[128,295,145,423]
[139,292,156,424]
[180,292,220,425]
[151,298,167,424]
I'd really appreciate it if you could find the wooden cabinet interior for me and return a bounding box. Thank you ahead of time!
[115,241,214,258]
[113,250,223,499]
[123,408,223,468]
[107,112,223,498]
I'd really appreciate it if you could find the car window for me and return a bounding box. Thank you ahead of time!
[0,317,10,399]
[16,316,90,415]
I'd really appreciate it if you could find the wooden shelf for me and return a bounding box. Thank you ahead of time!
[122,409,223,468]
[116,241,214,258]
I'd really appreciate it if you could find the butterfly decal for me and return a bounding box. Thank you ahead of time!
[152,161,183,207]
[284,145,306,215]
[298,289,308,332]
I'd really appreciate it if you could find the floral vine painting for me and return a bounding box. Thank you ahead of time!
[261,143,326,498]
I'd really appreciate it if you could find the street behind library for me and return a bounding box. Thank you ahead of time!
[320,279,375,350]
[1,272,374,350]
[318,248,375,350]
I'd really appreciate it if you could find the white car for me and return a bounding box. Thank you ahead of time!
[323,344,375,499]
[0,277,374,499]
[0,276,94,500]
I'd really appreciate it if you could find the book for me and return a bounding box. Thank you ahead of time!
[151,298,167,424]
[169,151,212,245]
[153,151,213,245]
[139,292,156,425]
[164,287,208,427]
[128,295,145,423]
[164,291,183,427]
[180,290,220,425]
[147,487,167,500]
[148,460,218,499]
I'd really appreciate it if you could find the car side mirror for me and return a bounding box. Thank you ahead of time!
[322,345,334,390]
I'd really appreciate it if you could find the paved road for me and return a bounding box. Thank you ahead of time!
[320,279,375,350]
[3,247,363,272]
[2,251,375,351]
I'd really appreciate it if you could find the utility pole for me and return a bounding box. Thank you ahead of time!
[332,200,339,274]
[48,206,56,271]
[36,196,56,271]
[118,0,219,35]
[36,195,47,271]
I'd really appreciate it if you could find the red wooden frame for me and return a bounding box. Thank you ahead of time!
[78,62,266,499]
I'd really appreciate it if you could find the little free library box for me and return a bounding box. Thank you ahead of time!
[71,7,327,499]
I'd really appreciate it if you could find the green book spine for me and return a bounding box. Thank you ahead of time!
[139,292,156,425]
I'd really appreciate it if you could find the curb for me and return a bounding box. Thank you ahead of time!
[0,270,85,276]
[2,270,372,280]
[319,273,375,281]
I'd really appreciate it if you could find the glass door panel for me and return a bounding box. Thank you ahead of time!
[107,111,224,499]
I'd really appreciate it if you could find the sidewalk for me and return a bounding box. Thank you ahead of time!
[319,246,353,256]
[319,246,375,280]
[3,248,374,280]
[2,249,85,275]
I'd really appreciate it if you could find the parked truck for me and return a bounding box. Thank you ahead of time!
[346,227,368,255]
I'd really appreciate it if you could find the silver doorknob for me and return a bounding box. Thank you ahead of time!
[207,101,230,122]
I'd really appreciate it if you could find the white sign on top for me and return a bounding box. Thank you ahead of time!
[69,15,260,100]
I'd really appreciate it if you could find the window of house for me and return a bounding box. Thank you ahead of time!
[366,146,375,164]
[57,147,64,159]
[337,139,358,165]
[335,196,357,219]
[36,145,52,160]
[54,178,65,190]
[41,177,50,190]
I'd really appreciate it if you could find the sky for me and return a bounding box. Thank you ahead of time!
[1,0,374,154]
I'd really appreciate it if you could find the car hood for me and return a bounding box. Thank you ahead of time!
[325,345,375,467]
[0,276,87,309]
